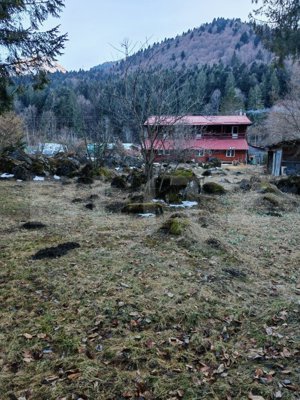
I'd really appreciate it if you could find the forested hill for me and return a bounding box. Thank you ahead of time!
[93,18,272,72]
[14,18,289,144]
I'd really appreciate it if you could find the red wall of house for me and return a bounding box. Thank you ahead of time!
[153,150,247,163]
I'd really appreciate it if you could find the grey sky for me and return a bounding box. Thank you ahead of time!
[48,0,254,71]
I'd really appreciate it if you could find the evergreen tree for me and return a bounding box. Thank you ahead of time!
[251,0,300,61]
[248,85,263,110]
[221,72,244,114]
[0,0,67,113]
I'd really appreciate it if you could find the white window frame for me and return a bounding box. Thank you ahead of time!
[196,149,204,157]
[226,148,235,157]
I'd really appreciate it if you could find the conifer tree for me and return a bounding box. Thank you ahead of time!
[251,0,300,61]
[0,0,67,113]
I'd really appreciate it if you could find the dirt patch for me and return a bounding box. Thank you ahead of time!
[21,221,47,230]
[32,242,80,260]
[85,203,95,210]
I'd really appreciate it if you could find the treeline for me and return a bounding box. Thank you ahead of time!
[14,58,289,144]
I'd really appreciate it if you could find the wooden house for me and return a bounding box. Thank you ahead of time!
[144,115,251,163]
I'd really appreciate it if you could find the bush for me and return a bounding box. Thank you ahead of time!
[0,112,24,152]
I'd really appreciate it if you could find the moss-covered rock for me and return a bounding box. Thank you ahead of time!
[122,202,163,215]
[261,193,280,207]
[257,182,281,194]
[12,164,32,181]
[31,160,47,176]
[97,167,115,181]
[111,175,127,189]
[161,216,189,235]
[54,156,80,177]
[239,179,251,191]
[127,169,147,190]
[155,169,200,202]
[275,176,300,195]
[202,182,226,195]
[77,164,94,184]
[0,156,21,173]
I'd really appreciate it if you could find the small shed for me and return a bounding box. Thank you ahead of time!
[248,145,267,165]
[267,139,300,176]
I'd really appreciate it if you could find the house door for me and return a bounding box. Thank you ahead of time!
[272,149,282,176]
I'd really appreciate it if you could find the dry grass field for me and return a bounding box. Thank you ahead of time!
[0,168,299,400]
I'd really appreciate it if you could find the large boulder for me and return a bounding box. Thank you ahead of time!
[10,149,33,166]
[54,156,81,177]
[12,164,32,181]
[155,169,200,203]
[202,182,226,195]
[0,156,20,173]
[31,157,52,176]
[275,176,300,195]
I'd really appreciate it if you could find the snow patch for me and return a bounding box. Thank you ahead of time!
[138,213,156,218]
[0,173,14,179]
[53,175,61,180]
[153,199,198,208]
[33,176,45,181]
[169,201,198,208]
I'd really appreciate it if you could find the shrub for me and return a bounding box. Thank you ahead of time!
[0,112,24,152]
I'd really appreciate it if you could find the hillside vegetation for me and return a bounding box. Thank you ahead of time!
[14,19,288,145]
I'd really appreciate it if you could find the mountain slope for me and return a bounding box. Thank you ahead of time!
[93,18,273,73]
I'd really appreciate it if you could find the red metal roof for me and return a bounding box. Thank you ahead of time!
[145,115,252,126]
[146,138,249,151]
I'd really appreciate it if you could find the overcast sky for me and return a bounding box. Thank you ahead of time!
[47,0,255,71]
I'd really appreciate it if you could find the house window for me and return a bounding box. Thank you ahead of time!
[158,149,164,155]
[232,126,238,139]
[164,149,170,155]
[196,149,204,157]
[226,148,235,157]
[196,133,202,139]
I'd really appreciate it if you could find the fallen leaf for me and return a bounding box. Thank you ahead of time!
[23,333,33,339]
[37,333,47,339]
[248,393,266,400]
[254,368,264,379]
[67,372,81,381]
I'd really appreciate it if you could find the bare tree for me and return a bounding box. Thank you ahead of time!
[262,65,300,146]
[114,40,201,183]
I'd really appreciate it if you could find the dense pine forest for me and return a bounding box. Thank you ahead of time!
[14,18,290,145]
